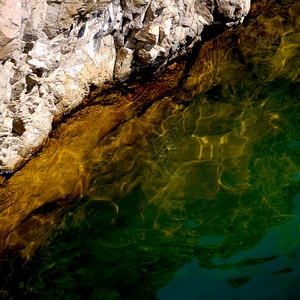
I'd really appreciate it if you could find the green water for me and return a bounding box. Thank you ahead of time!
[16,77,300,299]
[5,2,300,299]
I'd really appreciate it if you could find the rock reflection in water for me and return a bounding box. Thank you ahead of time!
[1,0,300,299]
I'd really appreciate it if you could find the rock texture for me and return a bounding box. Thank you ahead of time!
[0,0,251,172]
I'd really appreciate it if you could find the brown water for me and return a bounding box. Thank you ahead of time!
[1,1,300,299]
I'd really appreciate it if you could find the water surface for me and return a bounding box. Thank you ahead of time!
[2,1,300,299]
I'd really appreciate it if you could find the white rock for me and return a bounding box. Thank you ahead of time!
[27,58,48,69]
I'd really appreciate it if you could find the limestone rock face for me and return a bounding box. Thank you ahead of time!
[0,0,250,172]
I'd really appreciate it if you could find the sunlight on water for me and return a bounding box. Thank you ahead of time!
[1,1,300,299]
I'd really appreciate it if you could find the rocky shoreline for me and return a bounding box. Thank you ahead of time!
[0,0,250,172]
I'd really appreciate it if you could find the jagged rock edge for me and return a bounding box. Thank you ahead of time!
[0,0,251,172]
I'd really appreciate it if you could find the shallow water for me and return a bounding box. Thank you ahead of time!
[2,1,300,299]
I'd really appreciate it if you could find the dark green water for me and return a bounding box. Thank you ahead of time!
[17,77,300,299]
[6,2,300,299]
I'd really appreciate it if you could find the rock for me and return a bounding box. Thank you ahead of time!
[0,0,251,172]
[114,46,134,79]
[0,0,22,60]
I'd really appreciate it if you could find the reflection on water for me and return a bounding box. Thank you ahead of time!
[159,193,300,300]
[2,0,300,299]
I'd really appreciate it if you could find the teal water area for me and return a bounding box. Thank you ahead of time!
[14,75,300,299]
[158,193,300,300]
[4,1,300,299]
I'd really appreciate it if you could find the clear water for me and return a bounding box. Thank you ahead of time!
[3,1,300,299]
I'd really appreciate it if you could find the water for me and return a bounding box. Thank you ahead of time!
[2,1,300,299]
[158,193,300,300]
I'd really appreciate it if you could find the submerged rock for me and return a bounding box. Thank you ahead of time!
[0,0,251,172]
